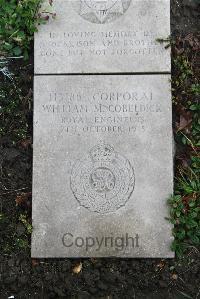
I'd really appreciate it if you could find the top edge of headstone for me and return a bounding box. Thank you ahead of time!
[34,0,171,74]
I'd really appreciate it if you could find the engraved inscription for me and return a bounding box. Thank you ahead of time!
[35,1,171,73]
[70,142,135,213]
[38,30,164,59]
[39,89,163,135]
[74,0,132,24]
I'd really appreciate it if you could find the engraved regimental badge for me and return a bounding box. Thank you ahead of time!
[70,142,135,213]
[75,0,132,24]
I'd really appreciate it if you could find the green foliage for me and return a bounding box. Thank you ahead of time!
[189,101,200,148]
[0,212,6,223]
[173,56,193,85]
[0,211,31,253]
[15,238,29,249]
[168,167,200,256]
[171,37,200,257]
[172,52,199,147]
[0,0,48,59]
[191,83,200,96]
[19,213,33,234]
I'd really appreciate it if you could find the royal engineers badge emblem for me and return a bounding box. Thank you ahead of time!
[70,142,135,213]
[74,0,132,24]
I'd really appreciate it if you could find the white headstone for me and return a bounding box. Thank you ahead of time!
[32,75,174,257]
[34,0,170,74]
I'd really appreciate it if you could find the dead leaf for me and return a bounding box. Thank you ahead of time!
[32,259,39,267]
[184,34,200,51]
[72,262,82,274]
[176,108,192,133]
[19,138,32,149]
[15,192,32,206]
[156,260,165,269]
[91,258,97,264]
[174,47,184,55]
[176,153,190,168]
[171,273,178,280]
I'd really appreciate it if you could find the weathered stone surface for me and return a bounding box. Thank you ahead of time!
[32,75,174,257]
[34,0,170,74]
